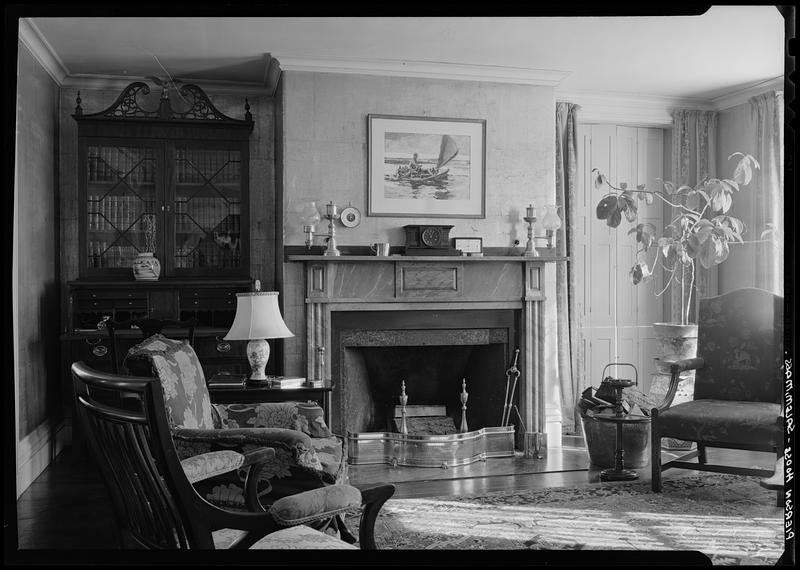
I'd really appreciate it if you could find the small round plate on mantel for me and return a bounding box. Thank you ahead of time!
[340,205,362,228]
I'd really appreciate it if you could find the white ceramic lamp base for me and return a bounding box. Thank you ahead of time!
[246,339,271,383]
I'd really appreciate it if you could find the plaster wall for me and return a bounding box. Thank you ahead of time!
[278,71,561,443]
[15,41,60,439]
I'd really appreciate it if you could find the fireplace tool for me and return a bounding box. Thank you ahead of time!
[501,349,521,427]
[459,378,469,433]
[398,380,409,435]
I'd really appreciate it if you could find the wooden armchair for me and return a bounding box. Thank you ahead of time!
[650,288,783,503]
[71,361,395,549]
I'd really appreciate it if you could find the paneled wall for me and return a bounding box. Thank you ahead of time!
[573,124,666,393]
[15,41,61,491]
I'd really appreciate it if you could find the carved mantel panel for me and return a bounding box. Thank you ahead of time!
[286,255,566,440]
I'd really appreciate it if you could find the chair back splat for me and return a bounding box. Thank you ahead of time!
[71,362,211,549]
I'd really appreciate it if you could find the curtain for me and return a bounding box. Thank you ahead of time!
[555,102,579,433]
[749,90,784,295]
[669,109,718,322]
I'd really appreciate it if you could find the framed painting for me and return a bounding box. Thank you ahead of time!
[367,115,486,218]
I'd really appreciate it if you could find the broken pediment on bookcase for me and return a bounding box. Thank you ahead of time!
[72,80,253,128]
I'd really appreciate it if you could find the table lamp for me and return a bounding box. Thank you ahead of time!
[224,283,293,384]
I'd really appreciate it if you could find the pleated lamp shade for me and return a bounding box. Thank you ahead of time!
[224,292,293,341]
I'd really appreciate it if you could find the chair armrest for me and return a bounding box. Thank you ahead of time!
[669,357,705,374]
[181,450,247,484]
[651,357,706,412]
[173,426,313,449]
[172,427,323,475]
[268,485,362,526]
[357,484,396,550]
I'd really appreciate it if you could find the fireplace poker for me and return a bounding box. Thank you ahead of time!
[501,349,521,426]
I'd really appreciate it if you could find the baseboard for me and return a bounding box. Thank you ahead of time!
[560,434,586,448]
[16,418,69,497]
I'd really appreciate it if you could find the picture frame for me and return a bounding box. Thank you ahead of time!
[453,237,483,255]
[367,114,486,218]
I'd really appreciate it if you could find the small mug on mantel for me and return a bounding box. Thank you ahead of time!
[369,242,391,256]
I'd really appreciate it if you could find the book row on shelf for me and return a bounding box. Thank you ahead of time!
[88,146,155,183]
[87,242,140,269]
[85,242,242,270]
[174,245,241,269]
[88,195,155,231]
[174,198,241,233]
[175,148,242,184]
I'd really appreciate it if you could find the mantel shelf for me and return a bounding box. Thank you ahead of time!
[287,254,568,262]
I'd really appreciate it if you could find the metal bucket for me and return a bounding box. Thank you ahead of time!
[579,413,651,469]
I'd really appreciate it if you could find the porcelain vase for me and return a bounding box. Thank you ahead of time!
[132,252,161,281]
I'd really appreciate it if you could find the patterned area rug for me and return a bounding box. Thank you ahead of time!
[350,474,784,565]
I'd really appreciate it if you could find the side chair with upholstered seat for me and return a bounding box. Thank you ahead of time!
[650,288,783,504]
[72,361,395,549]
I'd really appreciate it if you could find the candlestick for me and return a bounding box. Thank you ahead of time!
[523,203,539,257]
[459,378,469,433]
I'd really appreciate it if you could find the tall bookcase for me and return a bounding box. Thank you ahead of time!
[74,82,253,278]
[63,82,263,395]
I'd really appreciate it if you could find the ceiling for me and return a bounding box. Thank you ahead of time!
[25,7,784,102]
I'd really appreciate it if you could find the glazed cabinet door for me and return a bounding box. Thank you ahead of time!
[79,139,164,278]
[168,142,248,277]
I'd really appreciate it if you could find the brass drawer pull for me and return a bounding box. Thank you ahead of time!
[215,336,231,353]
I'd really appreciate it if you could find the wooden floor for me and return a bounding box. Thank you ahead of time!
[13,443,775,550]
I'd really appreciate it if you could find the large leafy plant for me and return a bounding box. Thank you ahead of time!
[593,152,760,325]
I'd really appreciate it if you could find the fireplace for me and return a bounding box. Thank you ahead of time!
[287,254,564,455]
[333,309,516,435]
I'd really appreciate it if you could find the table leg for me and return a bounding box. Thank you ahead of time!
[600,420,639,481]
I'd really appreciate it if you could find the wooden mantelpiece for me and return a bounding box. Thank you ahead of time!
[286,254,567,447]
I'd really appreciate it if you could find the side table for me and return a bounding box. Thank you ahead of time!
[207,373,334,427]
[591,412,651,481]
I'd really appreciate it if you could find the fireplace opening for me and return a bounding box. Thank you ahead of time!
[330,309,520,436]
[343,343,512,434]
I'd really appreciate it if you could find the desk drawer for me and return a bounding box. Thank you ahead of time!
[193,335,247,358]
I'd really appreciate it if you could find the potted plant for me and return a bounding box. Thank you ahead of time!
[591,152,761,449]
[593,151,759,324]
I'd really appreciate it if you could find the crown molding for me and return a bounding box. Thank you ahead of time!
[18,18,68,85]
[711,77,784,111]
[274,55,571,87]
[557,91,714,127]
[59,74,273,96]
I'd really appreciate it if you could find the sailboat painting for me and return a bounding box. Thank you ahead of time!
[368,115,486,218]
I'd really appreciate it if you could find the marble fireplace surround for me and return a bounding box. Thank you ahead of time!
[287,254,565,446]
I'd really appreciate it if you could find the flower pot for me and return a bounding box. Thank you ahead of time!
[132,252,161,281]
[652,322,698,450]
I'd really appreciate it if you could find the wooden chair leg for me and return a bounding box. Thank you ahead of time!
[650,408,662,493]
[335,514,358,544]
[697,444,707,464]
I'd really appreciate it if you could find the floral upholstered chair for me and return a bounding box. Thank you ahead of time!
[123,334,348,512]
[650,288,783,504]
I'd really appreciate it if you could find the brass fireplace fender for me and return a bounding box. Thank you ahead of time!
[347,426,516,468]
